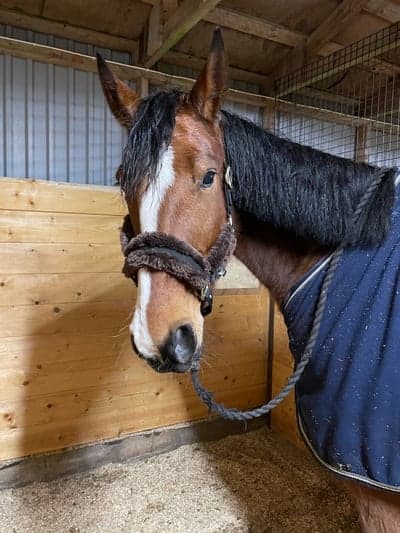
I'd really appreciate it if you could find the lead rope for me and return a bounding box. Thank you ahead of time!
[191,169,390,421]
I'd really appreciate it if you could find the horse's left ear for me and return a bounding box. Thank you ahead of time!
[190,28,226,122]
[96,54,139,129]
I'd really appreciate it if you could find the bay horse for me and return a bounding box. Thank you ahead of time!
[97,29,400,532]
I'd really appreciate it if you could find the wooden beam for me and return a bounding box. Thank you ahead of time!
[0,34,192,88]
[270,0,373,84]
[143,0,222,68]
[162,50,270,89]
[262,101,276,132]
[0,35,398,136]
[354,125,370,161]
[139,77,149,98]
[204,7,305,48]
[0,6,270,90]
[364,0,400,23]
[146,0,163,58]
[0,8,138,59]
[0,34,267,106]
[296,87,359,107]
[306,0,372,58]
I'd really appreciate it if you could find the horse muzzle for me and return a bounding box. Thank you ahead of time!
[130,326,201,373]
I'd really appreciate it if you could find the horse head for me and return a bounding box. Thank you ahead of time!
[97,30,231,373]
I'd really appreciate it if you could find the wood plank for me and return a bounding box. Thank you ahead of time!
[0,7,138,57]
[162,49,270,88]
[0,300,133,338]
[296,87,359,106]
[0,177,268,462]
[0,6,271,90]
[306,0,373,58]
[364,0,400,23]
[0,35,266,105]
[0,380,266,443]
[0,357,266,403]
[0,34,194,87]
[143,0,222,68]
[204,7,305,48]
[0,210,122,244]
[0,331,132,367]
[0,290,267,341]
[0,384,266,460]
[146,0,163,58]
[0,178,126,215]
[354,125,370,161]
[0,266,257,307]
[0,242,122,274]
[271,0,380,86]
[0,283,267,460]
[271,309,304,448]
[0,273,135,306]
[140,0,398,80]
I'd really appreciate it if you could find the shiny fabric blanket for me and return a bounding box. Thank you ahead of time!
[283,177,400,491]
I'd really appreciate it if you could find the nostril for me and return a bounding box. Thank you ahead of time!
[161,324,197,366]
[175,325,196,363]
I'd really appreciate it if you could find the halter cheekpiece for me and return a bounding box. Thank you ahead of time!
[120,167,237,316]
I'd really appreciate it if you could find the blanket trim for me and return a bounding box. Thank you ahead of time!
[297,410,400,492]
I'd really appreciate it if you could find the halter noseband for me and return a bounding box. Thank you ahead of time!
[120,167,237,316]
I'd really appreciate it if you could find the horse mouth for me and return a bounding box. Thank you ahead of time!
[131,334,202,373]
[145,349,202,374]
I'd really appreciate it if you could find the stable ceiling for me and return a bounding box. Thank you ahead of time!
[0,0,399,93]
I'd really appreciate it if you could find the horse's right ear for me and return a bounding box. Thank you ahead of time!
[189,28,226,122]
[96,54,139,129]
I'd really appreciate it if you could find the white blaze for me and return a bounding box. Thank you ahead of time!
[130,146,175,359]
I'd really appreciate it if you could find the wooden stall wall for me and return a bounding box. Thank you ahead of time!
[271,307,303,448]
[0,177,268,462]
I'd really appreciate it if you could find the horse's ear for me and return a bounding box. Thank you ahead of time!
[190,28,226,122]
[96,54,138,129]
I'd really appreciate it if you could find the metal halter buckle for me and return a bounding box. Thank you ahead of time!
[223,165,234,228]
[200,285,213,316]
[224,166,233,188]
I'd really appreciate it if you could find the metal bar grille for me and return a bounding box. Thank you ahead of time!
[274,21,400,168]
[275,22,400,97]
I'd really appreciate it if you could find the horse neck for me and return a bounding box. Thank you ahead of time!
[233,212,329,306]
[222,111,395,249]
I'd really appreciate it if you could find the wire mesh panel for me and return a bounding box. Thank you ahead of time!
[274,21,400,168]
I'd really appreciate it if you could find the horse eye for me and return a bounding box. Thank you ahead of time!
[201,170,216,188]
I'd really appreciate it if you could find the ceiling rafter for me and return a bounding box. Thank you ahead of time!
[0,6,269,88]
[204,7,305,48]
[269,0,379,82]
[0,7,138,58]
[143,0,222,68]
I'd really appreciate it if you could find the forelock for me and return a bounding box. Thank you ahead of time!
[120,89,184,199]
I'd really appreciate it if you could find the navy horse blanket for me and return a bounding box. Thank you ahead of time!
[284,175,400,491]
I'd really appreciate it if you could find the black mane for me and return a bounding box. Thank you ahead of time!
[221,110,396,247]
[120,88,396,247]
[121,89,184,198]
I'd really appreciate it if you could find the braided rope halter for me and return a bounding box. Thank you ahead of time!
[121,166,390,422]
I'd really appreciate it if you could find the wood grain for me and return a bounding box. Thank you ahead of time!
[0,178,268,461]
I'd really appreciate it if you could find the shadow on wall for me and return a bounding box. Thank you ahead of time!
[1,249,271,529]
